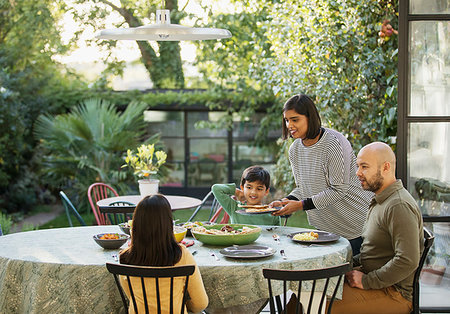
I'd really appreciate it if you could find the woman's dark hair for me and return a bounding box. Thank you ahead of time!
[281,94,322,140]
[119,194,182,266]
[240,165,270,189]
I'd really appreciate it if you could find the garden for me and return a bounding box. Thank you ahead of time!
[0,0,398,233]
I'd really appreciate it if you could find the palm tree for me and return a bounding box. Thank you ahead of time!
[33,98,159,210]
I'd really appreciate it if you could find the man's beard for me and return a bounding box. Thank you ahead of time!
[364,171,384,193]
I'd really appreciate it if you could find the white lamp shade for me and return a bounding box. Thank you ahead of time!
[96,24,232,41]
[96,9,232,41]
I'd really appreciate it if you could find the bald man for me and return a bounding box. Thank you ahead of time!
[330,142,424,314]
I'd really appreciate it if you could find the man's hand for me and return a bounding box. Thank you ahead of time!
[345,270,364,289]
[271,200,302,216]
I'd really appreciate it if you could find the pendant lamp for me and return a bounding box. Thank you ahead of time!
[96,8,231,41]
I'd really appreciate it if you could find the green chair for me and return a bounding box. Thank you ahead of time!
[59,191,87,227]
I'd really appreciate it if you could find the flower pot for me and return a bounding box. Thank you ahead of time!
[138,179,159,196]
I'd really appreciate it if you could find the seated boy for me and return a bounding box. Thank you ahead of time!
[212,165,281,226]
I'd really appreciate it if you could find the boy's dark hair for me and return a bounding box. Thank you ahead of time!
[240,166,270,189]
[281,94,322,140]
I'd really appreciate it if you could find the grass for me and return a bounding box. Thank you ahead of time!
[40,212,96,229]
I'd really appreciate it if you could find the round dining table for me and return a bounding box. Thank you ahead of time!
[96,194,202,214]
[0,225,351,314]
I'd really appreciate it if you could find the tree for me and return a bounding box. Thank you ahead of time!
[70,0,185,88]
[33,99,161,210]
[0,0,74,212]
[195,0,399,192]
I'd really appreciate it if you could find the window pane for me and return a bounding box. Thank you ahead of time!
[162,162,184,187]
[189,138,228,187]
[144,111,184,137]
[162,138,185,162]
[232,113,279,138]
[409,21,450,116]
[410,0,450,14]
[407,122,450,217]
[420,222,450,308]
[188,112,228,138]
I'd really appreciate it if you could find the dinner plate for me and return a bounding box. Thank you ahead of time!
[219,245,276,259]
[236,208,280,215]
[288,230,340,244]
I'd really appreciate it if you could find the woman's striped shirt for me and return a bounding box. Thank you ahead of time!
[288,128,373,239]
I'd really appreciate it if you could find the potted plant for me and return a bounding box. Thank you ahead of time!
[122,144,167,196]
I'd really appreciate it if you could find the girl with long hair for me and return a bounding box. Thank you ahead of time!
[119,194,208,313]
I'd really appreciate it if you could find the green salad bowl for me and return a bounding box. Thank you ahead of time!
[191,224,262,246]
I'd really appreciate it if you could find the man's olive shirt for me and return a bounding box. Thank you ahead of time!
[354,180,424,301]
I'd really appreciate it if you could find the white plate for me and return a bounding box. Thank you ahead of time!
[219,245,276,259]
[288,230,340,243]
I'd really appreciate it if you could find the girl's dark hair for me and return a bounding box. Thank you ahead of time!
[240,165,270,189]
[281,94,322,140]
[119,194,182,266]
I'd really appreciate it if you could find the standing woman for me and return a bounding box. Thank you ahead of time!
[119,194,208,313]
[271,94,373,255]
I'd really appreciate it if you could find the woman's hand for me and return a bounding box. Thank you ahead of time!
[271,200,303,216]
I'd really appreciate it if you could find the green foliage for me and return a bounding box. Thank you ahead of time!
[0,0,76,213]
[0,212,12,235]
[33,98,154,211]
[69,0,185,88]
[195,0,399,190]
[272,138,295,194]
[259,0,399,148]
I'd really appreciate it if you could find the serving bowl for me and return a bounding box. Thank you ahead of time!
[93,233,130,249]
[177,221,213,237]
[173,226,187,243]
[118,222,131,235]
[191,224,261,246]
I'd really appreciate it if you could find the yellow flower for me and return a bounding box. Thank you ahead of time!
[122,144,167,179]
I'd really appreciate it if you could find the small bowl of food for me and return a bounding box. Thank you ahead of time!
[173,226,187,243]
[118,220,133,235]
[93,233,130,249]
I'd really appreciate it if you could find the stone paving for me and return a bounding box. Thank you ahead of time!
[10,204,63,233]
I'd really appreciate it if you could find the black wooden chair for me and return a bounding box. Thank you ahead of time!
[106,201,135,225]
[411,227,435,314]
[263,263,351,314]
[106,263,195,314]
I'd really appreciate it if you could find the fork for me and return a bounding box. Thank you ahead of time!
[210,252,220,261]
[280,249,287,260]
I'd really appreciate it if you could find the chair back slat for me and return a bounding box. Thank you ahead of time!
[155,277,161,314]
[140,277,149,314]
[112,273,129,313]
[106,263,195,314]
[126,275,139,314]
[307,280,317,314]
[181,276,190,314]
[411,227,435,314]
[318,278,330,313]
[263,263,350,314]
[326,272,344,314]
[87,183,119,225]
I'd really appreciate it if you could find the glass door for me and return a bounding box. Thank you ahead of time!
[398,0,450,311]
